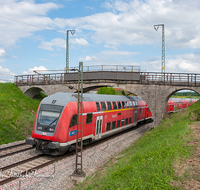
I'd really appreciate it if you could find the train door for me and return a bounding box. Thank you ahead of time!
[95,116,103,140]
[134,110,137,123]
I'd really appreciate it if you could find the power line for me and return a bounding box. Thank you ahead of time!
[0,73,15,76]
[0,15,121,65]
[124,0,153,29]
[0,78,13,82]
[78,38,122,64]
[123,0,178,65]
[0,15,62,34]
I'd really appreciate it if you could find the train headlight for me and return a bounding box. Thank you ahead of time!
[37,127,42,130]
[49,128,55,132]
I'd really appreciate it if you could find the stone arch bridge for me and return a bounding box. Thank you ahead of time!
[15,70,200,127]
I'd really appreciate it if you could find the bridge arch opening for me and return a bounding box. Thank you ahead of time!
[83,86,137,96]
[24,87,47,99]
[164,89,200,115]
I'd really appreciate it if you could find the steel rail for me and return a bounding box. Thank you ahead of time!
[0,143,26,151]
[0,147,34,159]
[0,155,44,172]
[0,121,152,187]
[0,153,74,186]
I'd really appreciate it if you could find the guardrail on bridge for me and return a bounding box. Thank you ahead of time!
[14,65,200,87]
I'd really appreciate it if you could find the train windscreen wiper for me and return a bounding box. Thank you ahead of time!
[44,117,59,131]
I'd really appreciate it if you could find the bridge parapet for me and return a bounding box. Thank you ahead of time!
[15,71,200,87]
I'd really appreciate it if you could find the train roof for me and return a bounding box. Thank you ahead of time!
[169,98,199,102]
[41,92,142,107]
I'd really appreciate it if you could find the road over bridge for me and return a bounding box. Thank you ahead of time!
[15,65,200,127]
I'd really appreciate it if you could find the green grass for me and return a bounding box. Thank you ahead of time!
[0,83,40,145]
[171,95,200,99]
[75,101,200,190]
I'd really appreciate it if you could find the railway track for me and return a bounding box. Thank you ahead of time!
[0,143,34,159]
[0,122,152,187]
[0,154,58,186]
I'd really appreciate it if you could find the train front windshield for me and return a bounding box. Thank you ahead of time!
[37,104,63,131]
[38,111,60,125]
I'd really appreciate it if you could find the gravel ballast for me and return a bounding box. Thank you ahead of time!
[0,124,152,190]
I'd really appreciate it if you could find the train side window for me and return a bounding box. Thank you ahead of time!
[122,102,125,108]
[106,122,111,131]
[70,115,77,128]
[139,108,142,114]
[132,101,135,107]
[135,101,138,107]
[129,101,133,107]
[112,101,117,110]
[112,121,116,129]
[101,102,106,111]
[126,101,129,108]
[118,101,122,109]
[96,102,100,112]
[117,120,120,128]
[86,113,93,124]
[129,117,132,124]
[126,118,128,125]
[107,101,112,110]
[121,119,125,126]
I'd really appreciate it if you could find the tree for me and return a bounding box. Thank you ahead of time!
[118,89,126,96]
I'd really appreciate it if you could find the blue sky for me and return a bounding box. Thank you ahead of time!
[1,0,200,82]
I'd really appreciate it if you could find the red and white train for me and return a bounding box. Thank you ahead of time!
[166,98,197,113]
[26,93,153,155]
[26,93,198,155]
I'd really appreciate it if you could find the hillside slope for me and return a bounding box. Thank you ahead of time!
[0,83,40,145]
[74,100,200,189]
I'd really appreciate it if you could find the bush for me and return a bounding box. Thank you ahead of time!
[97,87,117,95]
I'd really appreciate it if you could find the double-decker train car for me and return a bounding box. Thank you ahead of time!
[166,98,197,113]
[26,93,153,155]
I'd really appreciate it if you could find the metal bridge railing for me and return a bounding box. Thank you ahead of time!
[14,65,200,87]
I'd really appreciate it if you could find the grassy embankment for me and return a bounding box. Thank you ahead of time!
[171,95,199,99]
[0,83,41,145]
[75,100,200,189]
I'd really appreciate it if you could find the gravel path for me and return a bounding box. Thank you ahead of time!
[0,123,153,190]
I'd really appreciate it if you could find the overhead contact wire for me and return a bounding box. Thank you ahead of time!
[123,0,178,63]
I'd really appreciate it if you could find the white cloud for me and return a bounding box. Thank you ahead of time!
[102,50,139,57]
[166,53,200,73]
[50,0,200,49]
[39,38,65,51]
[0,48,8,57]
[0,0,60,48]
[79,56,97,62]
[140,52,200,73]
[22,66,49,74]
[104,44,117,49]
[102,1,130,12]
[0,65,16,80]
[0,65,10,73]
[2,0,200,51]
[1,0,200,52]
[2,0,200,75]
[70,38,89,46]
[39,37,89,51]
